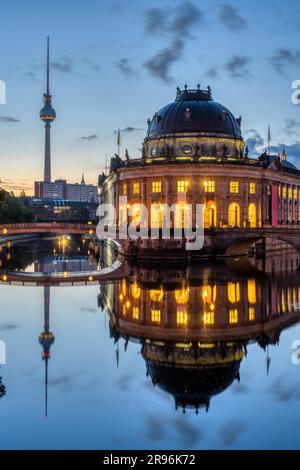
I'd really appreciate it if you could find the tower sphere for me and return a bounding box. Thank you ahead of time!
[40,104,56,123]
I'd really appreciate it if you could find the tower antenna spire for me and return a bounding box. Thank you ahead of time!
[47,36,50,96]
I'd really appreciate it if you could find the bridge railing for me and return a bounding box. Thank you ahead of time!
[0,222,96,233]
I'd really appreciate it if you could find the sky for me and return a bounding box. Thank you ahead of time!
[1,0,300,194]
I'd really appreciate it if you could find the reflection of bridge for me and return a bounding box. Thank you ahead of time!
[0,222,96,236]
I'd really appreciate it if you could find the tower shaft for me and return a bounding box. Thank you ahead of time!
[44,123,51,183]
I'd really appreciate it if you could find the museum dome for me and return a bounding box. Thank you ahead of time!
[147,86,242,140]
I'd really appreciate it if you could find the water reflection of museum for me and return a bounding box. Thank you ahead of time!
[101,267,300,413]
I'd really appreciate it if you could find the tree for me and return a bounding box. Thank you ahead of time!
[0,189,34,223]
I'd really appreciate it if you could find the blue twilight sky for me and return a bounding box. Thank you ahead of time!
[0,0,300,194]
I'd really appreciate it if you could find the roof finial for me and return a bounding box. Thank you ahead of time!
[81,173,85,184]
[197,83,200,90]
[184,84,188,91]
[281,144,287,161]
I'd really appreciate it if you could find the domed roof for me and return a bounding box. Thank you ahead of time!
[147,86,242,140]
[281,160,297,171]
[147,360,241,412]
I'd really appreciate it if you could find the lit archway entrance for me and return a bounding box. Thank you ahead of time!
[248,203,256,228]
[228,203,240,227]
[151,204,163,229]
[204,202,217,228]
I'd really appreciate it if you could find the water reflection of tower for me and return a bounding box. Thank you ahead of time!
[39,286,55,417]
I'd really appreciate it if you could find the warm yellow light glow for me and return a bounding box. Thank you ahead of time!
[204,310,214,326]
[176,308,187,326]
[177,180,188,193]
[175,287,189,304]
[133,182,140,195]
[1,275,8,282]
[283,186,287,198]
[126,300,131,309]
[152,181,162,193]
[249,307,255,321]
[248,279,256,304]
[150,289,163,302]
[288,187,293,199]
[123,183,127,196]
[228,282,240,303]
[248,203,257,228]
[2,229,7,235]
[229,308,239,324]
[249,182,256,195]
[228,203,241,227]
[230,181,239,194]
[204,202,217,228]
[151,309,161,323]
[119,294,124,301]
[88,275,94,282]
[204,180,215,193]
[132,306,140,320]
[131,282,141,300]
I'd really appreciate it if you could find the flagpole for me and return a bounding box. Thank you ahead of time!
[268,125,271,155]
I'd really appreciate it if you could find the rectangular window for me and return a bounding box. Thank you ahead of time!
[151,309,161,323]
[204,180,215,193]
[283,186,287,198]
[229,308,239,324]
[204,310,214,326]
[249,182,256,195]
[294,188,298,200]
[288,187,293,199]
[122,183,127,196]
[249,307,255,321]
[278,186,281,197]
[133,182,140,195]
[152,181,162,193]
[176,309,187,326]
[132,306,139,320]
[177,180,188,193]
[230,181,239,194]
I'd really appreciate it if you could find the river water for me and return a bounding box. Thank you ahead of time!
[0,235,300,450]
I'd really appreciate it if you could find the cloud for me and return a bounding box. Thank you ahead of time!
[81,57,101,72]
[144,38,184,82]
[0,116,20,123]
[121,127,144,133]
[225,55,251,78]
[282,118,300,137]
[51,56,75,74]
[206,66,218,78]
[218,4,246,31]
[117,58,133,75]
[80,134,98,141]
[220,420,247,447]
[143,2,202,82]
[145,415,166,442]
[269,48,300,75]
[115,374,133,392]
[80,307,97,313]
[145,7,166,35]
[172,416,202,447]
[0,324,19,331]
[269,377,300,402]
[245,129,265,155]
[144,2,202,37]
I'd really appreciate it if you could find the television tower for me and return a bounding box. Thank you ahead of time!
[40,37,56,183]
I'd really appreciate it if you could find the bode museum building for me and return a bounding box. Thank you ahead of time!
[100,86,300,256]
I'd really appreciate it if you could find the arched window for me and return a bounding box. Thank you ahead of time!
[204,201,217,228]
[228,203,240,227]
[248,203,257,228]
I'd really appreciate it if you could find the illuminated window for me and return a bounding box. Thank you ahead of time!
[151,309,161,323]
[230,181,239,194]
[294,188,298,200]
[177,180,188,193]
[122,183,127,196]
[176,308,187,326]
[249,182,256,195]
[229,308,239,324]
[288,187,293,199]
[133,182,140,195]
[202,285,216,303]
[278,186,281,197]
[150,289,163,302]
[204,180,215,193]
[228,282,240,303]
[131,282,141,300]
[249,307,255,321]
[122,304,127,316]
[204,305,215,326]
[152,181,162,193]
[175,288,189,304]
[283,186,287,198]
[228,203,241,227]
[248,279,256,304]
[132,306,140,320]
